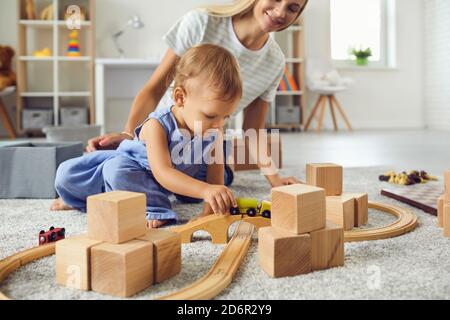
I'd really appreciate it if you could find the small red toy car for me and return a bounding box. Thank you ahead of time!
[39,226,65,245]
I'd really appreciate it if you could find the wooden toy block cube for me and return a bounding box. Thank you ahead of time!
[346,193,369,226]
[437,195,444,228]
[444,204,450,238]
[310,221,344,271]
[87,191,147,244]
[55,235,102,290]
[326,195,355,231]
[445,171,450,202]
[227,134,282,172]
[91,240,153,297]
[271,184,326,235]
[138,229,181,284]
[306,163,343,196]
[258,227,311,278]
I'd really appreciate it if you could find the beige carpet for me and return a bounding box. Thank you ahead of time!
[1,167,449,300]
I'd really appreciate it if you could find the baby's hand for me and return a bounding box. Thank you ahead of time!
[202,185,237,215]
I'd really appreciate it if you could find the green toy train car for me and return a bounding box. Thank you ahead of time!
[230,198,271,219]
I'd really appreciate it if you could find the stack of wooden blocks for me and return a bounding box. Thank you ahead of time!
[437,170,450,238]
[55,191,181,297]
[306,163,369,231]
[258,184,344,278]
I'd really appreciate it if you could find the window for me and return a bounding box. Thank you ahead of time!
[330,0,396,67]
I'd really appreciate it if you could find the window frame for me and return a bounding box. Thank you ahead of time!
[330,0,397,69]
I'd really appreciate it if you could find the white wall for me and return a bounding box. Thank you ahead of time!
[303,0,425,129]
[95,0,225,58]
[424,0,450,130]
[0,0,426,133]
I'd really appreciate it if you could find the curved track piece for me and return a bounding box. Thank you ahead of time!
[158,221,255,300]
[0,243,55,300]
[171,214,269,244]
[344,201,418,242]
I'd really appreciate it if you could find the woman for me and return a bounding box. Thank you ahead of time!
[87,0,308,188]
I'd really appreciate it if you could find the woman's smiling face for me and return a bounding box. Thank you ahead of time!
[253,0,307,32]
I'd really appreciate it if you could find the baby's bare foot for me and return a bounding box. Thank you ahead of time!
[147,220,171,229]
[50,198,73,211]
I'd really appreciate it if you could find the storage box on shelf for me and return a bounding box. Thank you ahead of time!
[267,20,306,131]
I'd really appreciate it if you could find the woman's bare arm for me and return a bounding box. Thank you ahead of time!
[242,98,302,187]
[86,49,178,152]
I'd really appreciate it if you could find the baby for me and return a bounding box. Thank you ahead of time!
[51,44,242,228]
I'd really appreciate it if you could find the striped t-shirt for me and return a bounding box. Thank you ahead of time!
[159,9,286,119]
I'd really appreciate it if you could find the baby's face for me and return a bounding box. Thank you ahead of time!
[177,75,240,136]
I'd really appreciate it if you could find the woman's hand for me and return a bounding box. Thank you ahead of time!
[269,175,304,188]
[202,185,237,215]
[86,132,133,153]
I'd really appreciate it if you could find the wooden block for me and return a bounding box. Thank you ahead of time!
[444,204,450,238]
[227,134,282,171]
[271,184,326,234]
[346,193,369,226]
[55,235,102,291]
[437,195,444,228]
[310,221,344,271]
[138,229,181,284]
[306,163,343,196]
[445,171,450,202]
[326,195,355,231]
[258,227,311,278]
[87,191,147,244]
[91,240,153,297]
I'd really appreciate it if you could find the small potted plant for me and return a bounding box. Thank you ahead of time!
[351,47,372,66]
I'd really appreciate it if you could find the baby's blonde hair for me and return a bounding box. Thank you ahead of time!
[173,44,243,102]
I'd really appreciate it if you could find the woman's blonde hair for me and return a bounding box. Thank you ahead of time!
[202,0,308,24]
[172,44,243,102]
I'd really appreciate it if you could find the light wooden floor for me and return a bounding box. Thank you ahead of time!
[1,129,449,174]
[280,129,450,174]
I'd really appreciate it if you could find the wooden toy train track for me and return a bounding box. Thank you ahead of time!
[0,201,417,300]
[344,201,418,242]
[0,222,254,301]
[158,221,254,300]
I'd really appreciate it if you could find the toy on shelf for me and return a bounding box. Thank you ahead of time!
[63,5,87,21]
[0,46,16,91]
[25,0,36,20]
[278,66,299,92]
[230,198,271,218]
[66,31,81,57]
[33,48,52,57]
[40,4,54,21]
[39,226,65,245]
[379,170,438,186]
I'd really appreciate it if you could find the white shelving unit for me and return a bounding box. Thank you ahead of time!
[267,20,306,131]
[16,0,95,134]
